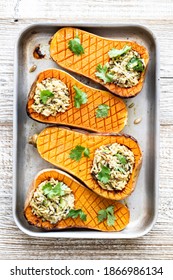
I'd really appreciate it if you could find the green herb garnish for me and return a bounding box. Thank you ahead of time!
[67,209,87,221]
[97,165,111,184]
[96,104,110,118]
[42,183,52,195]
[69,145,90,161]
[68,36,85,56]
[95,64,114,84]
[40,90,54,104]
[116,166,126,173]
[73,85,88,108]
[108,45,131,58]
[97,206,116,226]
[42,182,64,199]
[126,57,144,72]
[83,147,90,158]
[115,153,127,164]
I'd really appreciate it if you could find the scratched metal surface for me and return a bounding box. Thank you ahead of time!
[13,24,159,238]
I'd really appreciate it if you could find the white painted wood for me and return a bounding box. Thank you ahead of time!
[0,0,173,259]
[0,0,172,20]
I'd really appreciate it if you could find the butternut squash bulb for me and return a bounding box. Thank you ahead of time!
[27,69,127,133]
[50,27,149,98]
[30,127,142,201]
[24,169,130,231]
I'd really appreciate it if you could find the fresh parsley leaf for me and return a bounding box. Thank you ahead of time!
[106,206,116,226]
[126,57,144,72]
[69,145,85,161]
[106,205,115,213]
[40,90,54,104]
[68,36,85,56]
[95,64,114,84]
[97,205,116,226]
[97,209,107,223]
[83,147,90,158]
[73,85,88,108]
[96,104,110,118]
[42,182,64,199]
[115,153,127,164]
[97,165,111,184]
[48,183,65,198]
[67,209,87,221]
[108,45,131,58]
[69,145,90,161]
[42,183,52,195]
[116,166,126,173]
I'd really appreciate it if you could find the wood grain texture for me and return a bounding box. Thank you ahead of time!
[0,0,173,259]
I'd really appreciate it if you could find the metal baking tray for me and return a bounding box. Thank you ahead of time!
[13,23,159,238]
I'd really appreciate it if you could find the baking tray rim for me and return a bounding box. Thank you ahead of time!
[13,22,160,239]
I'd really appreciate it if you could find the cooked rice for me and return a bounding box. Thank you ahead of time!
[106,50,144,88]
[31,78,70,116]
[30,178,74,224]
[91,143,135,191]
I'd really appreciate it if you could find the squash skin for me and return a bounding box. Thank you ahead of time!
[50,27,149,98]
[27,69,127,133]
[34,127,142,201]
[24,169,130,231]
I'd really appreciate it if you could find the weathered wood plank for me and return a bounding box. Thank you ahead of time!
[0,0,173,21]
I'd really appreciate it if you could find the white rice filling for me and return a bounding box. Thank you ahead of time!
[31,78,70,116]
[30,178,74,224]
[106,50,145,88]
[91,143,135,191]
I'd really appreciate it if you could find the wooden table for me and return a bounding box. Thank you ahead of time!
[0,0,173,259]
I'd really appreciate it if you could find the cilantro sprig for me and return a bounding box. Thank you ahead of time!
[108,45,131,59]
[73,85,88,108]
[42,182,64,199]
[68,36,85,56]
[96,104,110,118]
[40,90,54,104]
[115,153,127,165]
[97,165,111,184]
[95,64,114,84]
[69,145,90,161]
[126,57,144,72]
[97,206,116,226]
[116,166,126,173]
[67,209,87,221]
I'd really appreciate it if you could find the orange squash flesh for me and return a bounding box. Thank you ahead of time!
[27,69,127,133]
[24,169,130,231]
[34,127,142,201]
[50,27,149,98]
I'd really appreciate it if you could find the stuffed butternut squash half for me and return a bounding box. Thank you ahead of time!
[27,69,127,133]
[50,27,149,98]
[29,127,142,200]
[24,169,130,231]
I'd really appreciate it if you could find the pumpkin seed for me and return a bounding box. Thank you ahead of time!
[29,65,37,73]
[124,199,128,208]
[28,134,38,147]
[128,102,135,108]
[134,117,142,124]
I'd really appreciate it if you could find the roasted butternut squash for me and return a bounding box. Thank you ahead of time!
[50,27,149,98]
[27,69,127,133]
[30,127,142,200]
[24,169,130,231]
